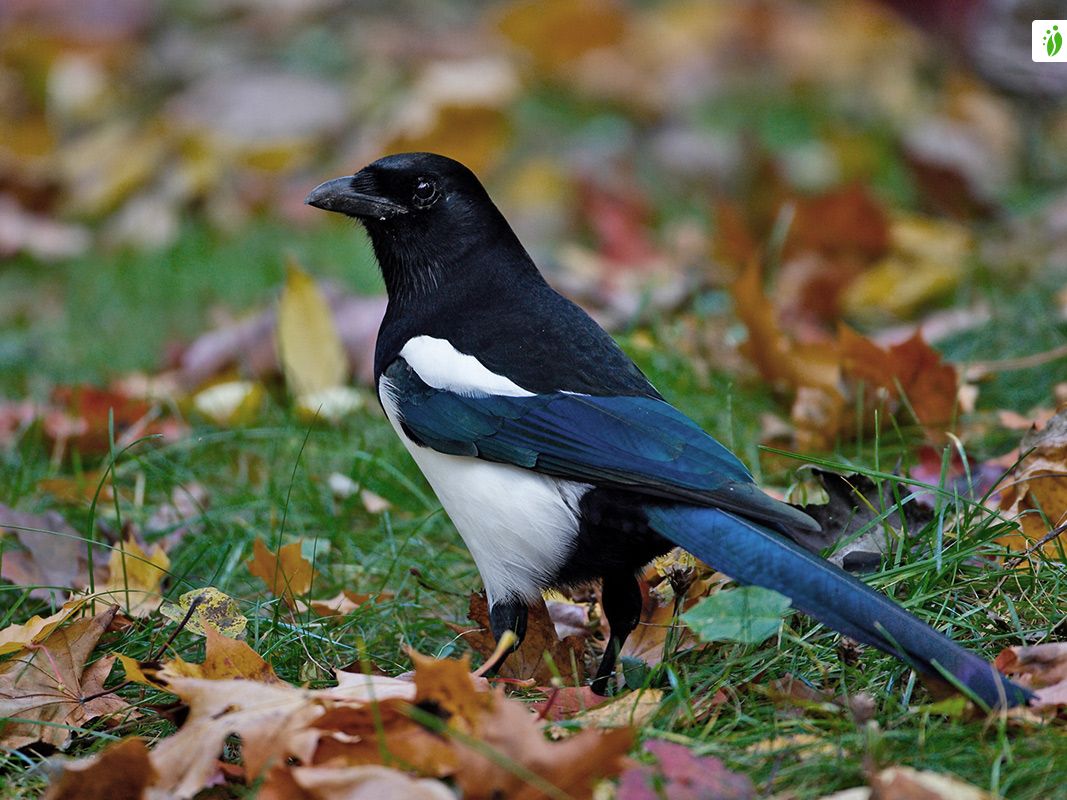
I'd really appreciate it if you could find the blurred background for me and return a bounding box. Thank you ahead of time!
[3,0,1067,452]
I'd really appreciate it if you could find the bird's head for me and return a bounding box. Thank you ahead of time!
[306,152,524,300]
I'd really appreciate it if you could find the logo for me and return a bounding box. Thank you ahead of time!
[1034,20,1067,61]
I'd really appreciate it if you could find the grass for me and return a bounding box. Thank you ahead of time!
[0,217,1066,799]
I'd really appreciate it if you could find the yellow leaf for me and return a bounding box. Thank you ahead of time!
[578,688,663,729]
[277,259,348,398]
[294,385,364,424]
[159,586,247,638]
[116,653,157,687]
[246,538,316,604]
[191,380,264,426]
[0,598,86,657]
[163,626,281,683]
[100,538,170,617]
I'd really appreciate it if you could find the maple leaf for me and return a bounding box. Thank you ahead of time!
[0,505,99,602]
[146,676,327,796]
[164,625,282,683]
[450,592,584,684]
[42,737,156,800]
[0,607,130,749]
[0,598,87,657]
[99,537,170,618]
[246,538,316,604]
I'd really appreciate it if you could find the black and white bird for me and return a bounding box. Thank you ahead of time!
[306,152,1029,707]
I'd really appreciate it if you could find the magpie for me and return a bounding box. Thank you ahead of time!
[305,152,1029,707]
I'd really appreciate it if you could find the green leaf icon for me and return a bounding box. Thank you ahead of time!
[1049,27,1063,57]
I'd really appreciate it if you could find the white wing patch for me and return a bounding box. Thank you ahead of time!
[399,335,534,398]
[379,375,587,605]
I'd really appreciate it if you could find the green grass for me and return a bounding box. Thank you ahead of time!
[0,219,1065,799]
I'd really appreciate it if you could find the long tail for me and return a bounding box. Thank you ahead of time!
[644,505,1031,709]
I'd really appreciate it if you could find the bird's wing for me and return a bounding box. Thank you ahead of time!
[381,358,818,533]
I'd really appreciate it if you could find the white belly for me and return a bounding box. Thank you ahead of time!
[379,379,587,604]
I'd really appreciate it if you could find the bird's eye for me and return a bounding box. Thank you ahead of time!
[412,178,439,209]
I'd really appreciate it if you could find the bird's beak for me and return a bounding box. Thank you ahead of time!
[304,175,408,219]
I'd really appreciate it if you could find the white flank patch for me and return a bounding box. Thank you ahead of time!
[399,336,534,397]
[379,375,586,604]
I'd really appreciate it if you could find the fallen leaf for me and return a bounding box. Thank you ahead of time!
[577,688,662,729]
[277,259,349,400]
[177,289,386,390]
[995,642,1067,710]
[796,470,933,571]
[246,538,316,605]
[147,675,328,796]
[0,598,87,657]
[450,592,584,685]
[682,586,791,645]
[42,737,156,800]
[301,590,378,617]
[165,626,282,683]
[997,408,1067,559]
[99,537,169,617]
[190,380,265,426]
[843,215,969,321]
[0,504,96,602]
[529,685,605,721]
[617,740,755,800]
[618,559,719,668]
[0,607,129,748]
[870,765,991,800]
[266,764,456,800]
[746,733,838,757]
[159,586,247,638]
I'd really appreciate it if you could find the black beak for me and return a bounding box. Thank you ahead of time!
[304,175,407,219]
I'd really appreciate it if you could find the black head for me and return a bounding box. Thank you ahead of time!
[306,152,532,300]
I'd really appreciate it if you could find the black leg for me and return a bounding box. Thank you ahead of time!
[484,599,528,675]
[591,572,642,695]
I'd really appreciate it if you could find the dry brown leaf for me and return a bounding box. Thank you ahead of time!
[165,626,282,683]
[0,505,98,602]
[300,590,380,617]
[0,607,129,748]
[43,737,156,800]
[618,557,720,668]
[448,686,632,800]
[576,688,662,729]
[450,592,584,685]
[266,764,455,800]
[995,642,1067,710]
[0,598,87,657]
[732,258,959,449]
[148,675,328,796]
[246,538,316,604]
[870,765,991,799]
[997,408,1067,559]
[99,537,169,617]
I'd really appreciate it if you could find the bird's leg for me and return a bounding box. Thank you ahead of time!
[483,599,528,676]
[591,572,642,696]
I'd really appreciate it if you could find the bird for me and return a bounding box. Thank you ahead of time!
[305,152,1030,707]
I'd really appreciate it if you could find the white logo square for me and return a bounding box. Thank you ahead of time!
[1034,20,1067,61]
